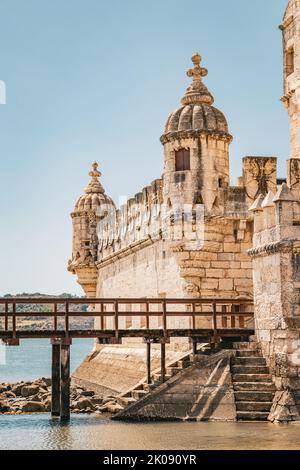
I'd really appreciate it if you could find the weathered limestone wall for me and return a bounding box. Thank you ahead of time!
[281,0,300,159]
[113,350,236,421]
[249,185,300,421]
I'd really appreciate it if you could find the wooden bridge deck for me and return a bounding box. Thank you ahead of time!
[0,297,254,420]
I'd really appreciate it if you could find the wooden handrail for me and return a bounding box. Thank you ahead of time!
[0,297,254,337]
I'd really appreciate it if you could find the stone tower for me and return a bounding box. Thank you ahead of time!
[161,53,232,215]
[280,0,300,159]
[68,162,115,297]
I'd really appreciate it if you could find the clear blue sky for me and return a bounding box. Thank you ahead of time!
[0,0,289,295]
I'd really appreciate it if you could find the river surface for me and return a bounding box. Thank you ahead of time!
[0,414,300,450]
[0,338,94,382]
[1,339,300,450]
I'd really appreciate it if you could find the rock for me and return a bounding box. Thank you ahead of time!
[102,397,116,404]
[21,385,40,397]
[0,385,9,393]
[43,399,51,412]
[0,400,10,413]
[76,398,95,411]
[91,397,103,405]
[43,378,51,387]
[80,390,95,397]
[11,384,24,396]
[21,401,46,413]
[4,391,16,399]
[31,395,42,402]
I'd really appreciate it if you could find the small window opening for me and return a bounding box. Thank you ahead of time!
[286,47,294,77]
[175,149,190,171]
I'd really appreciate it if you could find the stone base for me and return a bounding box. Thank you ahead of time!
[72,343,186,397]
[268,390,300,423]
[113,350,236,422]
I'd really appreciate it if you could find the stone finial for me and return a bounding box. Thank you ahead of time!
[273,183,296,203]
[186,53,208,81]
[181,52,214,106]
[249,194,264,212]
[85,161,105,194]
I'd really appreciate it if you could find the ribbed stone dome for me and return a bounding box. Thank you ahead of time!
[73,162,114,213]
[161,53,232,144]
[164,103,228,135]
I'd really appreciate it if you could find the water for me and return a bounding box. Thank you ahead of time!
[1,339,300,450]
[0,338,94,382]
[0,414,300,450]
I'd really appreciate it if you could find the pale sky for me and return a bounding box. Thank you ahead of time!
[0,0,289,295]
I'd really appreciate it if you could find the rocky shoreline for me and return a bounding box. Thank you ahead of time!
[0,378,123,415]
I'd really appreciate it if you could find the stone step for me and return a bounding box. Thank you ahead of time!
[142,383,156,392]
[233,382,276,392]
[153,373,172,384]
[232,365,269,375]
[176,360,190,368]
[236,411,269,421]
[236,350,262,357]
[235,401,273,412]
[232,357,266,366]
[166,367,182,376]
[117,396,136,407]
[233,373,272,383]
[232,342,259,350]
[234,391,275,402]
[132,390,148,400]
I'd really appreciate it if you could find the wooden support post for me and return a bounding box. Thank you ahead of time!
[146,342,151,384]
[60,343,70,420]
[12,302,16,340]
[4,302,8,331]
[53,303,57,332]
[114,301,119,341]
[212,301,217,344]
[100,303,104,331]
[192,341,197,357]
[160,342,166,383]
[51,342,61,417]
[162,300,167,336]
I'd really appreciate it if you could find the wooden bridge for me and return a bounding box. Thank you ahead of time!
[0,297,254,420]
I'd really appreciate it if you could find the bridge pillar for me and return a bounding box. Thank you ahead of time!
[146,342,151,384]
[60,343,71,420]
[160,342,166,383]
[51,341,61,417]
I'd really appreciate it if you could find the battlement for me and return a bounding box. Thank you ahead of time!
[248,158,300,257]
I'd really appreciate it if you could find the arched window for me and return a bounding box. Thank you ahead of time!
[286,47,294,77]
[175,148,190,171]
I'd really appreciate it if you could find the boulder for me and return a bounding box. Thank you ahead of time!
[11,384,24,396]
[43,399,51,412]
[91,397,103,405]
[76,398,95,411]
[4,391,16,399]
[0,400,10,413]
[21,401,46,413]
[21,385,40,397]
[80,390,95,397]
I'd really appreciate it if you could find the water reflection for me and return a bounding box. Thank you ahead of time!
[0,414,300,450]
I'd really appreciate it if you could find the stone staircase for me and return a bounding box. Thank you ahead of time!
[231,345,276,421]
[117,351,196,409]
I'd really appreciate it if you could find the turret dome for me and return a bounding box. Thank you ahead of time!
[73,162,114,213]
[161,53,232,144]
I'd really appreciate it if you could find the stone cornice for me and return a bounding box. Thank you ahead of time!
[247,240,300,258]
[160,129,233,145]
[96,236,156,269]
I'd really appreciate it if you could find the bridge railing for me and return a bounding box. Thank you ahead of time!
[0,297,254,339]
